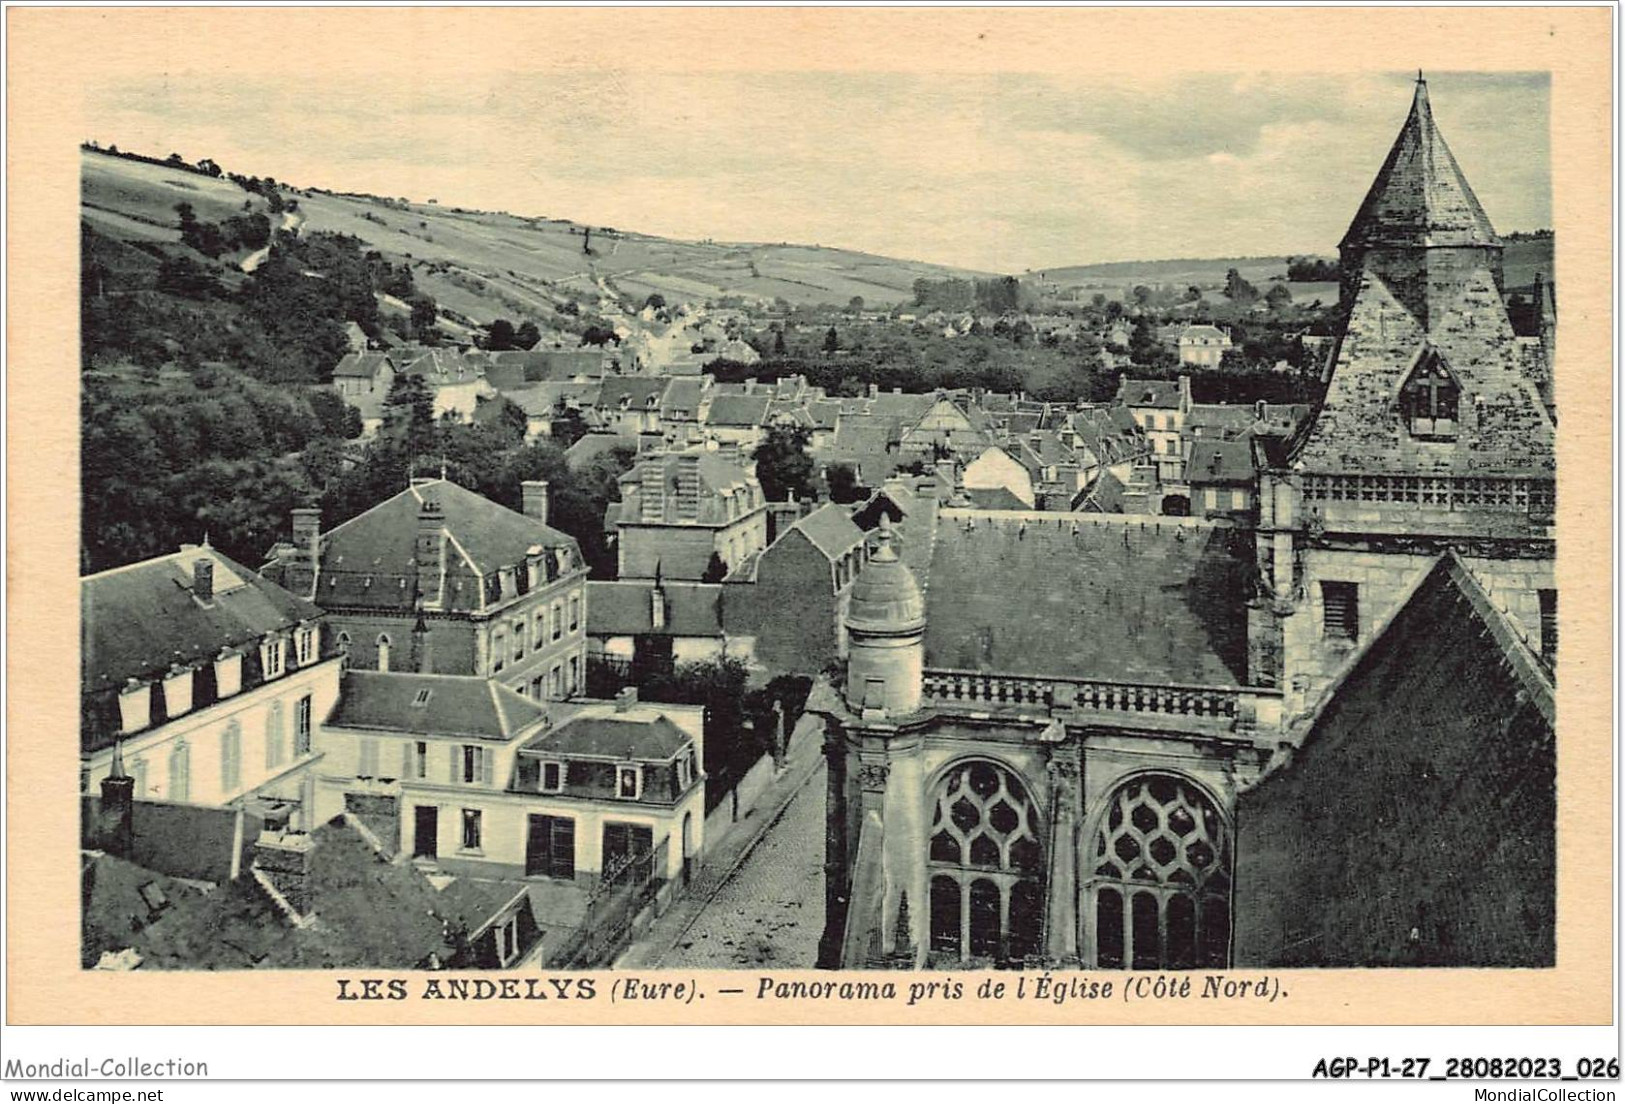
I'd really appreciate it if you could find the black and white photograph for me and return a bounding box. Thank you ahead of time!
[5,10,1615,1082]
[70,55,1562,975]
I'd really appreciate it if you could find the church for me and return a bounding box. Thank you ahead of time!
[813,77,1557,970]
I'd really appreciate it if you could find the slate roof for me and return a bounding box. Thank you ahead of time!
[520,709,691,761]
[326,671,549,741]
[704,393,772,427]
[597,377,668,410]
[791,503,867,560]
[659,377,708,419]
[1294,265,1555,476]
[1187,438,1257,484]
[120,820,464,970]
[331,352,391,379]
[1116,378,1183,409]
[562,433,634,472]
[1234,554,1552,967]
[923,511,1253,685]
[586,581,724,638]
[1078,469,1127,513]
[310,479,578,612]
[82,547,322,696]
[960,486,1029,511]
[1339,78,1500,256]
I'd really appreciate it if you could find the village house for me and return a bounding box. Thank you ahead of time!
[81,544,344,878]
[1177,323,1233,367]
[263,478,589,704]
[586,578,729,672]
[594,377,669,437]
[722,502,870,676]
[322,676,705,915]
[960,444,1037,508]
[608,448,769,581]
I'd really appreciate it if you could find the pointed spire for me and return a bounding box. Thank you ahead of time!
[1340,74,1500,255]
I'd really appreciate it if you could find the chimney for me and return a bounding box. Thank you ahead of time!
[98,741,135,859]
[193,557,215,605]
[412,608,434,674]
[288,507,322,598]
[615,686,638,712]
[521,480,550,525]
[416,497,446,608]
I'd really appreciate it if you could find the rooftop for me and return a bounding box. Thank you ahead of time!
[924,510,1253,686]
[520,707,691,762]
[82,546,322,696]
[326,671,549,741]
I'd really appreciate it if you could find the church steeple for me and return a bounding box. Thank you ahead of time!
[1339,73,1504,320]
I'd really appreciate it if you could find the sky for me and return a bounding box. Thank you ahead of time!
[85,69,1550,274]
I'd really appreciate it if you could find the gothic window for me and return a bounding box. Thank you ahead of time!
[1088,774,1231,970]
[376,634,392,672]
[926,760,1044,965]
[1400,349,1460,439]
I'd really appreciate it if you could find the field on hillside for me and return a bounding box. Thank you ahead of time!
[82,153,270,237]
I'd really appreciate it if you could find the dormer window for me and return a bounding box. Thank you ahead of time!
[1400,349,1460,440]
[261,636,286,681]
[118,679,152,734]
[540,760,565,793]
[616,764,643,800]
[163,665,194,718]
[295,625,318,668]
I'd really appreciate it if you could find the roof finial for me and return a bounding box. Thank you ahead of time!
[1417,68,1425,84]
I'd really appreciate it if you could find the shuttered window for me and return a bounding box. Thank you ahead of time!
[359,737,379,777]
[221,722,242,792]
[293,695,312,756]
[458,744,494,785]
[1321,581,1359,641]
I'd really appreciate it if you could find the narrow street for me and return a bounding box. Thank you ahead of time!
[660,756,826,968]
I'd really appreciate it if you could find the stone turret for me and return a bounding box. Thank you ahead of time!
[1338,74,1505,322]
[843,518,925,717]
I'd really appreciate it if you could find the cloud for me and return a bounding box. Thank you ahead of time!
[83,69,1550,271]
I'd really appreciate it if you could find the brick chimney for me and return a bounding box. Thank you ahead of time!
[521,480,550,525]
[287,507,322,599]
[416,497,446,608]
[193,557,215,605]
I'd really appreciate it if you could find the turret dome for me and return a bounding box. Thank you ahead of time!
[846,519,925,634]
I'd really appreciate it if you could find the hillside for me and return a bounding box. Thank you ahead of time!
[1034,237,1555,304]
[82,148,989,316]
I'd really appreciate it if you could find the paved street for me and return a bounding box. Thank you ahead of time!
[660,755,827,968]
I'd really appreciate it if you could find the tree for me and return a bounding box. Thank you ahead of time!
[410,294,438,339]
[823,326,840,354]
[307,388,363,439]
[1265,283,1293,311]
[550,403,589,448]
[701,552,729,583]
[642,293,666,312]
[580,325,618,347]
[514,320,541,350]
[825,462,863,505]
[383,373,438,462]
[848,296,865,314]
[485,318,517,351]
[752,424,815,503]
[1224,268,1259,304]
[772,328,787,356]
